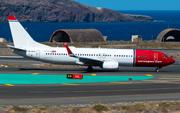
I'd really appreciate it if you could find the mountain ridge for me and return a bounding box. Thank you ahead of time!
[0,0,154,22]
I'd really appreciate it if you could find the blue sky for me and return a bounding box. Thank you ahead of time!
[73,0,180,10]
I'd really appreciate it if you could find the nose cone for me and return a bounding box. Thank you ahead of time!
[169,57,175,65]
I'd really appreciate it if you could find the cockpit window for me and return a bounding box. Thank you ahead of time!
[162,55,169,58]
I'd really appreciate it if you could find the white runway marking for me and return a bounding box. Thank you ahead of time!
[159,78,180,79]
[0,56,23,58]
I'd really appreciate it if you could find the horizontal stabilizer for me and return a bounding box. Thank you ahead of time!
[7,45,26,51]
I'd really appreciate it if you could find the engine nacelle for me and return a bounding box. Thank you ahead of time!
[102,61,119,70]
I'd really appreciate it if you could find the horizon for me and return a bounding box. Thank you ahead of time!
[73,0,180,11]
[116,10,180,11]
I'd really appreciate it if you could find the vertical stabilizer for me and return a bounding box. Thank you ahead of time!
[8,15,50,49]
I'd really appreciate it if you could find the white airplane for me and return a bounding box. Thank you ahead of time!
[7,15,175,72]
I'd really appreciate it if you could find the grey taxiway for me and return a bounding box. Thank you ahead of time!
[0,55,179,105]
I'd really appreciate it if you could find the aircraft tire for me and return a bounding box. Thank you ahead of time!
[156,67,160,72]
[87,66,93,72]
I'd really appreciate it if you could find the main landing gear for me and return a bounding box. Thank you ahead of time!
[87,66,93,72]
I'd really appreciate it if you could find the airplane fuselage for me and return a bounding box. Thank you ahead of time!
[13,47,174,68]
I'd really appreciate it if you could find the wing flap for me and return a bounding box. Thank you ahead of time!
[79,57,103,65]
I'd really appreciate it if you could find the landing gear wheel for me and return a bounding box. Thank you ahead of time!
[87,66,93,72]
[155,67,159,72]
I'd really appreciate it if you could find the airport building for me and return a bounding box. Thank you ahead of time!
[49,29,106,43]
[156,28,180,42]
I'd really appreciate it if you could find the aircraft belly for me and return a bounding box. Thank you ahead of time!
[41,56,78,65]
[118,58,133,66]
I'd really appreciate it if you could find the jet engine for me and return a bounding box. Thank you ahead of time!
[102,61,119,70]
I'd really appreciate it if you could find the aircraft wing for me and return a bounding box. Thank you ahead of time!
[63,43,103,65]
[78,57,103,65]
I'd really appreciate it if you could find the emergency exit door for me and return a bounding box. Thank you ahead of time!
[36,50,40,59]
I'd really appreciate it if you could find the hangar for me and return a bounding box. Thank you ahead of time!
[49,29,106,43]
[156,28,180,42]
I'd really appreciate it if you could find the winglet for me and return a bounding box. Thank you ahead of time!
[63,43,77,57]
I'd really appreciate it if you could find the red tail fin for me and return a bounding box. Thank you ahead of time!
[8,15,17,21]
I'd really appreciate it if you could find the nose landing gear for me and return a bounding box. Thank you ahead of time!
[155,67,159,72]
[155,67,165,72]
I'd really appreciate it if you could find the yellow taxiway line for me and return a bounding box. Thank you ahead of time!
[146,74,153,76]
[31,73,39,75]
[62,83,79,86]
[5,84,15,86]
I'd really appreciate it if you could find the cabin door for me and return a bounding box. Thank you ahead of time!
[154,53,158,61]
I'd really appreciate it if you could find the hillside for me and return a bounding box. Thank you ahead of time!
[0,0,154,22]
